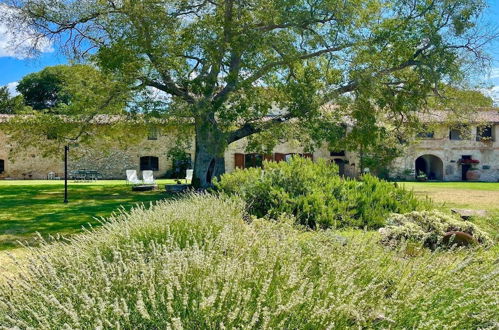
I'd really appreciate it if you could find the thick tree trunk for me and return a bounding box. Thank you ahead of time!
[192,116,226,188]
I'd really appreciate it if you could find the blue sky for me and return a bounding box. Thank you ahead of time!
[1,1,499,103]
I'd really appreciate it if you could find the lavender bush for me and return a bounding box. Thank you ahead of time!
[0,194,497,328]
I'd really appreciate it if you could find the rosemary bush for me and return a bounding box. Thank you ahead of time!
[1,194,497,329]
[215,157,429,229]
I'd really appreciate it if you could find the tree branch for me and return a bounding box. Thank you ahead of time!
[227,115,291,143]
[239,44,353,89]
[252,14,339,32]
[144,53,196,103]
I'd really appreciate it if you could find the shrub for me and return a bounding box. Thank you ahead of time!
[164,147,192,179]
[0,195,497,328]
[215,157,429,229]
[379,210,492,249]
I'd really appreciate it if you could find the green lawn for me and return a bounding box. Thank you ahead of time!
[399,181,499,212]
[401,181,499,191]
[0,179,178,250]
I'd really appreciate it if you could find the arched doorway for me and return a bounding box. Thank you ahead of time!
[332,158,345,176]
[415,155,443,180]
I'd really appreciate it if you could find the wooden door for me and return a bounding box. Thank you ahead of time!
[234,153,245,169]
[274,153,286,162]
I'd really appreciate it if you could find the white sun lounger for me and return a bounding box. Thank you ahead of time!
[142,170,156,184]
[185,169,193,184]
[126,170,142,185]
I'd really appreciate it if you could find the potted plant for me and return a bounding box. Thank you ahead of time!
[466,165,481,181]
[416,171,427,181]
[479,136,493,143]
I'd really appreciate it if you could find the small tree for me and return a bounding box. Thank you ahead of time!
[0,86,26,114]
[3,0,496,187]
[16,66,74,111]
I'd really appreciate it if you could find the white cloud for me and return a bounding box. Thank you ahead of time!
[4,82,19,96]
[0,4,53,59]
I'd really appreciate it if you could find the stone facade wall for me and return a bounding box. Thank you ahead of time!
[390,124,499,182]
[0,130,195,180]
[224,140,360,176]
[0,131,64,179]
[5,122,496,182]
[1,129,352,180]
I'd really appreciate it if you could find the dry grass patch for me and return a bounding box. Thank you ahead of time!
[414,188,499,210]
[400,182,499,212]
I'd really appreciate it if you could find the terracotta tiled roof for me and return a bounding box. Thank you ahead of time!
[0,114,173,124]
[418,109,499,123]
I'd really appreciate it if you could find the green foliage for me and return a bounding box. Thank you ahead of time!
[380,210,492,249]
[16,65,127,113]
[0,86,26,114]
[165,146,192,179]
[215,157,428,229]
[2,64,135,156]
[1,194,497,328]
[427,85,495,110]
[17,66,70,111]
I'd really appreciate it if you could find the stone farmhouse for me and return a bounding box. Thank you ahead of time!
[391,110,499,182]
[0,110,498,182]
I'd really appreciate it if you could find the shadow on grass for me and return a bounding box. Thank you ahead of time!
[0,184,174,250]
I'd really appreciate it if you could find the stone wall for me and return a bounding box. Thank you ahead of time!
[0,131,63,179]
[0,130,194,180]
[1,129,349,180]
[2,123,497,182]
[224,140,360,176]
[390,124,499,182]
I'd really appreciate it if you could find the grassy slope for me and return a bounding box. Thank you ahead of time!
[0,180,177,250]
[2,181,498,280]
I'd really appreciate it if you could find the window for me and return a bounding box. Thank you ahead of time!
[140,156,159,171]
[301,153,313,160]
[416,131,434,139]
[416,124,434,139]
[147,127,158,140]
[449,125,469,140]
[330,151,345,156]
[476,125,493,141]
[244,154,263,168]
[0,159,4,173]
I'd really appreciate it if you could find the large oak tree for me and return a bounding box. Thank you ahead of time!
[3,0,494,187]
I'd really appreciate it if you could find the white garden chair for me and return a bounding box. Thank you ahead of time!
[48,171,61,180]
[142,170,156,185]
[185,169,193,184]
[126,170,142,185]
